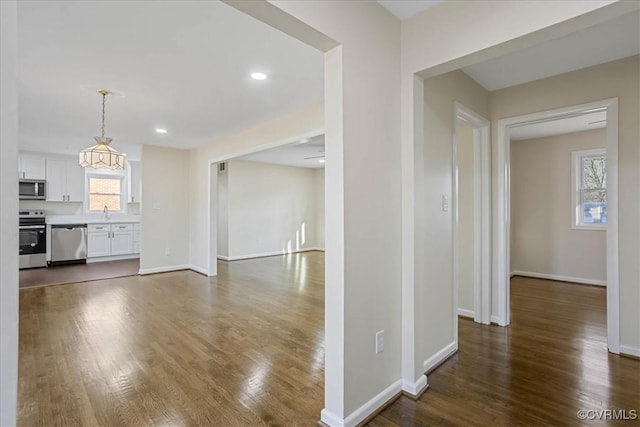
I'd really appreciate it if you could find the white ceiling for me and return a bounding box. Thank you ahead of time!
[510,111,606,141]
[462,10,640,91]
[237,134,325,169]
[377,0,442,20]
[17,1,324,160]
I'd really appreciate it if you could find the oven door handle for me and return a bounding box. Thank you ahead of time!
[19,225,46,230]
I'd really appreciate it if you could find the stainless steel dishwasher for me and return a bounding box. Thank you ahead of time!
[51,224,87,265]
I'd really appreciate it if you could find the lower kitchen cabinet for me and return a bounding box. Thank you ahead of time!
[87,223,136,258]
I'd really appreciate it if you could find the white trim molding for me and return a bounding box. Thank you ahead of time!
[496,98,620,353]
[188,264,211,276]
[138,264,190,275]
[620,345,640,358]
[423,341,457,373]
[86,254,139,264]
[453,102,492,332]
[457,308,475,318]
[321,380,402,427]
[217,248,324,262]
[511,270,606,287]
[402,374,428,398]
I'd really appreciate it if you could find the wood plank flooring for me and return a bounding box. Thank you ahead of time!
[370,277,640,426]
[18,252,325,426]
[19,258,140,289]
[19,260,639,426]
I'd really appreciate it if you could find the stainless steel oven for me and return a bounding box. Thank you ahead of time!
[19,210,47,269]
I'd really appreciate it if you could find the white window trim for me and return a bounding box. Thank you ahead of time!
[84,170,127,215]
[571,148,606,230]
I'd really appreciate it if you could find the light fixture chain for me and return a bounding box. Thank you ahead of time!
[101,91,106,138]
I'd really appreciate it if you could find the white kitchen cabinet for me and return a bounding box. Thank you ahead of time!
[111,224,133,255]
[87,230,111,257]
[46,158,85,202]
[133,223,140,253]
[18,154,46,180]
[128,161,141,203]
[87,223,135,257]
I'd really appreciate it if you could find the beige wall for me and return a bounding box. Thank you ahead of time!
[217,166,229,257]
[419,70,489,370]
[315,168,325,249]
[457,117,475,313]
[491,56,640,350]
[223,160,321,258]
[511,129,607,283]
[0,1,19,423]
[140,145,191,271]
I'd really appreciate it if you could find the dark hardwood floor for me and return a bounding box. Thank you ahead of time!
[18,257,638,426]
[18,252,325,426]
[19,258,140,288]
[370,277,639,426]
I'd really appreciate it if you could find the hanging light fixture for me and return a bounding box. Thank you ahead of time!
[79,89,125,170]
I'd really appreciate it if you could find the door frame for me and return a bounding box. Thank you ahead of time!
[495,98,620,353]
[452,102,491,329]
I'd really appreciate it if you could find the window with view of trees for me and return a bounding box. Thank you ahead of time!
[572,149,606,229]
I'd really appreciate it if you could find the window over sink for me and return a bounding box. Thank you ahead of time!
[86,174,124,213]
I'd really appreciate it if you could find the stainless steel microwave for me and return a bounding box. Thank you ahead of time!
[19,179,46,200]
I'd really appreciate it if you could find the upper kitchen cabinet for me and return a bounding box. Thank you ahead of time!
[46,158,85,202]
[18,154,46,180]
[128,161,141,203]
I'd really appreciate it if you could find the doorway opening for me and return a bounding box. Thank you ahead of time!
[496,98,620,353]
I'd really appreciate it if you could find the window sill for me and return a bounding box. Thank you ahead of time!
[572,224,607,231]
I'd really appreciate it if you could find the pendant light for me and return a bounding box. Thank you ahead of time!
[79,89,125,170]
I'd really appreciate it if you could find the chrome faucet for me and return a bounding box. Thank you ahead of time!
[103,205,110,220]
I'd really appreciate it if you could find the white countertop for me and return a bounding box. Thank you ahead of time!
[46,215,141,225]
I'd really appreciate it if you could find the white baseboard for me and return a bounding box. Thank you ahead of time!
[491,315,501,325]
[620,345,640,358]
[86,254,139,264]
[423,341,457,373]
[511,270,606,287]
[218,247,324,261]
[401,374,428,398]
[321,379,402,427]
[188,264,210,276]
[457,308,474,319]
[138,264,190,275]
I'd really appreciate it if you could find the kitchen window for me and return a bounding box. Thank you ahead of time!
[572,149,606,229]
[86,174,125,213]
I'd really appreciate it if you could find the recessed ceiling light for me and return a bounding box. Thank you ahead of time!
[319,159,325,163]
[250,72,267,81]
[155,128,168,134]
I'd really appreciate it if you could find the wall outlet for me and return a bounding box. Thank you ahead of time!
[153,202,161,210]
[165,247,171,256]
[375,330,385,354]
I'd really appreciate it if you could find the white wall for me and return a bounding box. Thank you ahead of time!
[491,56,639,352]
[140,145,190,272]
[217,166,229,258]
[222,160,321,259]
[457,118,475,313]
[511,129,607,284]
[315,168,325,249]
[418,70,489,373]
[0,1,19,424]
